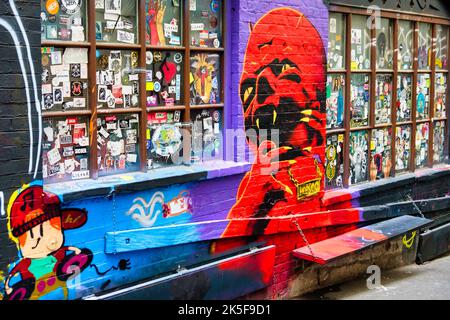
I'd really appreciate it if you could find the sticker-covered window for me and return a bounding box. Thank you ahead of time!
[95,0,138,44]
[436,25,448,70]
[398,20,414,70]
[349,130,368,185]
[146,51,184,107]
[415,122,429,168]
[41,0,87,42]
[397,74,412,122]
[395,125,411,172]
[375,74,392,125]
[418,23,432,70]
[326,74,345,129]
[41,47,89,111]
[325,134,344,189]
[376,18,393,70]
[189,0,222,48]
[417,73,431,120]
[190,53,221,105]
[191,109,223,163]
[433,121,446,164]
[370,128,392,181]
[435,73,447,119]
[350,74,370,128]
[96,50,141,110]
[328,12,346,71]
[351,15,371,71]
[97,114,141,176]
[147,111,184,169]
[42,116,90,183]
[146,0,182,46]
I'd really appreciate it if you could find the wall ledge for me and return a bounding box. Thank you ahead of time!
[45,161,251,203]
[322,165,450,207]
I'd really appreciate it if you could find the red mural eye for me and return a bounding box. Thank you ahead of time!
[240,78,256,111]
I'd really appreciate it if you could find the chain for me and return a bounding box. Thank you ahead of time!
[405,194,426,219]
[292,219,317,262]
[110,190,118,255]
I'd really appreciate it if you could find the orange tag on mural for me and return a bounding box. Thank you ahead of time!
[46,0,60,15]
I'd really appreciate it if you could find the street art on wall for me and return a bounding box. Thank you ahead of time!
[3,182,92,300]
[222,7,326,236]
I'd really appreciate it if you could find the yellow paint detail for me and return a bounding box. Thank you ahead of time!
[402,231,417,249]
[256,118,260,129]
[243,87,253,104]
[273,110,277,124]
[300,117,310,123]
[301,109,313,116]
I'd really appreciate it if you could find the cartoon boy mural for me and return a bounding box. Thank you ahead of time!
[3,182,92,300]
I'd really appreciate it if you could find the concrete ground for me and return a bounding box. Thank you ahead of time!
[295,253,450,300]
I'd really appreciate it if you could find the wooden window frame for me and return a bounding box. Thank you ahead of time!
[41,0,227,181]
[327,5,450,188]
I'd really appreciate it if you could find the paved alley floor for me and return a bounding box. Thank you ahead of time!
[296,253,450,300]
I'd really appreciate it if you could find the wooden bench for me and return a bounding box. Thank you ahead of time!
[292,215,432,265]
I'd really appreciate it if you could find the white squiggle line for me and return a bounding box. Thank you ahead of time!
[10,0,42,179]
[0,192,5,216]
[0,18,33,175]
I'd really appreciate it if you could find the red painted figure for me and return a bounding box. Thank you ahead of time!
[223,8,327,237]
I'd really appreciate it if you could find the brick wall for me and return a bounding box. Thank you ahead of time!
[0,0,42,282]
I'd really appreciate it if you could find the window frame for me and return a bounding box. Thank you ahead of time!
[327,5,450,188]
[41,0,227,182]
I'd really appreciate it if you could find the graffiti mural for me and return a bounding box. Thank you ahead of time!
[3,182,92,300]
[222,7,326,236]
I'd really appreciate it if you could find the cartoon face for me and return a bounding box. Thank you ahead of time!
[239,8,326,158]
[19,218,64,259]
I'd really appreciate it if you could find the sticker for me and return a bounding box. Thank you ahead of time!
[117,30,135,44]
[213,38,220,48]
[210,0,219,13]
[154,82,161,92]
[95,0,105,9]
[98,85,107,102]
[53,87,63,104]
[47,147,62,166]
[191,23,204,31]
[71,81,83,96]
[61,0,82,15]
[174,53,183,64]
[46,0,60,15]
[71,64,81,78]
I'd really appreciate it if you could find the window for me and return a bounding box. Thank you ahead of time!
[41,0,225,183]
[326,10,449,189]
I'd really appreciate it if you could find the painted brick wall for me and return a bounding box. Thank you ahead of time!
[0,0,42,291]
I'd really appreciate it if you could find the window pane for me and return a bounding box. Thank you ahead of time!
[415,122,429,168]
[42,47,89,111]
[97,113,140,176]
[349,130,369,185]
[41,0,87,41]
[435,73,447,119]
[190,0,223,48]
[147,111,184,169]
[398,20,414,70]
[326,74,345,129]
[96,50,141,110]
[191,109,223,163]
[418,23,432,70]
[350,74,370,128]
[190,53,221,105]
[370,128,392,180]
[417,74,431,120]
[325,134,345,189]
[351,15,371,71]
[96,0,138,44]
[433,121,446,164]
[146,0,183,46]
[395,125,411,172]
[43,116,90,183]
[376,18,393,70]
[328,13,346,70]
[375,74,392,125]
[435,25,448,70]
[397,74,412,122]
[146,51,184,107]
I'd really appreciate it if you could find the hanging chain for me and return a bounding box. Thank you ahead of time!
[292,219,317,262]
[405,194,426,219]
[109,190,118,255]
